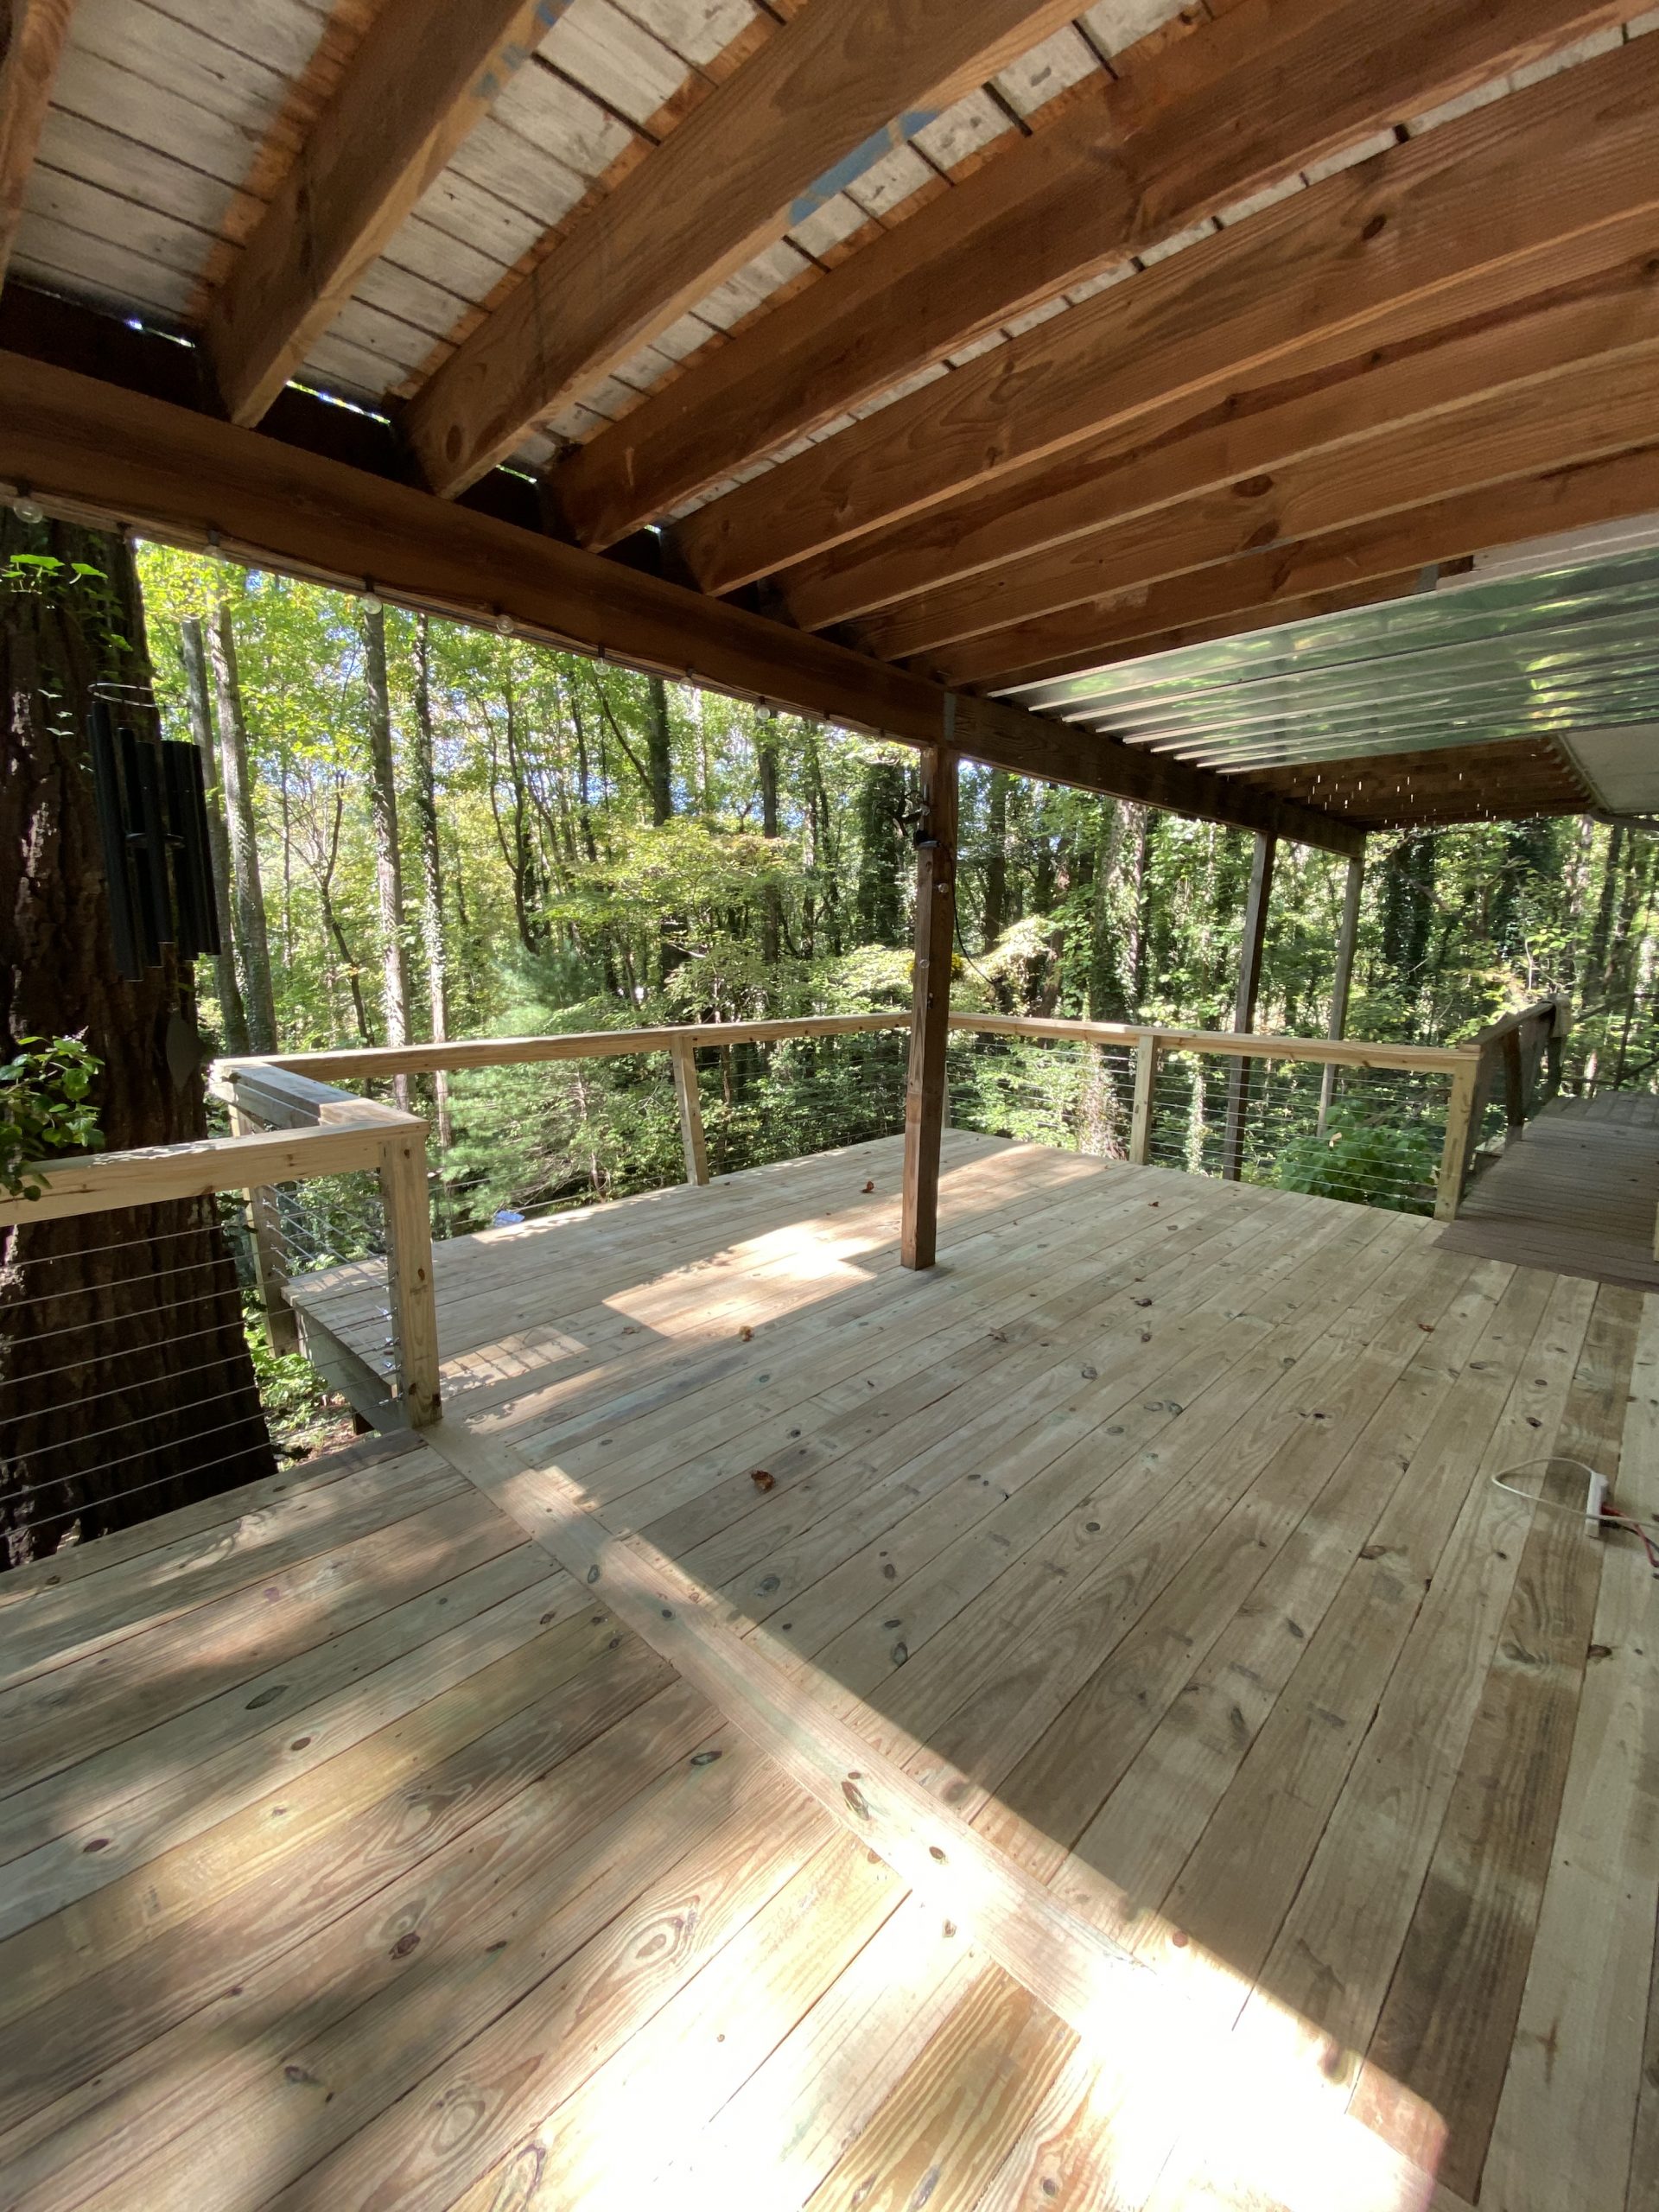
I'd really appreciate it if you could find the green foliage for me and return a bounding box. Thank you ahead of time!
[0,1038,103,1200]
[1274,1109,1441,1215]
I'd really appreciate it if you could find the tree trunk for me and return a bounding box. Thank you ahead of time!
[360,604,413,1110]
[757,708,782,969]
[410,615,453,1153]
[983,766,1007,951]
[178,613,250,1056]
[207,594,278,1052]
[645,675,672,828]
[2,514,274,1567]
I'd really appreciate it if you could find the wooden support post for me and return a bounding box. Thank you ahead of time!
[901,742,958,1270]
[1501,1027,1527,1147]
[226,1101,299,1354]
[378,1122,440,1427]
[1129,1031,1160,1166]
[1433,1055,1484,1223]
[670,1033,710,1185]
[1223,831,1276,1182]
[1318,848,1365,1139]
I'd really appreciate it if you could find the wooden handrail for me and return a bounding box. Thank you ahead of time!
[6,1080,442,1432]
[0,1119,404,1226]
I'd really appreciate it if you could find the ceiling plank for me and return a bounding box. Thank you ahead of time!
[0,347,1360,855]
[929,440,1659,690]
[853,338,1659,658]
[0,0,77,289]
[556,0,1630,551]
[783,247,1659,633]
[675,32,1659,594]
[400,0,1093,500]
[207,0,556,428]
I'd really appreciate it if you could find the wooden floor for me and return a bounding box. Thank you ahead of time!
[5,1133,1658,2212]
[1439,1090,1659,1293]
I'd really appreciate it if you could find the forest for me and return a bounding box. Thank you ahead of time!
[132,542,1659,1233]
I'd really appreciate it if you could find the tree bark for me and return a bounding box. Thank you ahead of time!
[2,513,273,1567]
[178,613,250,1056]
[207,594,278,1053]
[359,603,413,1110]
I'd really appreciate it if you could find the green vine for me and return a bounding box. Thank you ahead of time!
[0,1038,105,1201]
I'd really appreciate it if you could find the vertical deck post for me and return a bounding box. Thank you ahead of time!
[671,1034,710,1185]
[227,1101,299,1353]
[1318,847,1365,1138]
[901,741,958,1270]
[1501,1028,1528,1147]
[1223,831,1276,1181]
[379,1123,441,1427]
[1433,1055,1484,1223]
[1129,1031,1160,1165]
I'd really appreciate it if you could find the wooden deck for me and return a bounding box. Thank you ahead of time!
[4,1132,1657,2212]
[1438,1091,1659,1294]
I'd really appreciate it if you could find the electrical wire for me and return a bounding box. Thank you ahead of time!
[1492,1456,1659,1575]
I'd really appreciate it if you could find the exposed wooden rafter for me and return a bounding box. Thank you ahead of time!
[929,440,1659,690]
[0,348,1363,854]
[555,0,1631,552]
[0,0,75,290]
[675,33,1659,595]
[855,335,1659,660]
[784,248,1659,635]
[401,0,1093,500]
[207,0,557,428]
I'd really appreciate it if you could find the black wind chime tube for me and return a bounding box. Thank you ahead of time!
[88,697,224,976]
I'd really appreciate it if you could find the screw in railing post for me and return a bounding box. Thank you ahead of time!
[1129,1033,1160,1166]
[670,1034,710,1186]
[379,1127,441,1427]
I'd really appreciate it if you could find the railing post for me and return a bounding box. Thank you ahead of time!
[1433,1056,1484,1223]
[1501,1029,1527,1147]
[227,1101,299,1354]
[1129,1032,1160,1165]
[379,1123,441,1427]
[671,1034,710,1185]
[901,741,958,1270]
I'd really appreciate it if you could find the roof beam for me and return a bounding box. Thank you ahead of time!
[676,32,1659,594]
[207,0,555,428]
[784,246,1659,634]
[0,348,1361,856]
[0,0,75,290]
[556,0,1630,551]
[931,439,1659,690]
[401,0,1091,500]
[853,333,1659,659]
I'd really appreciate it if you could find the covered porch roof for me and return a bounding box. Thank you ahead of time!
[3,0,1659,843]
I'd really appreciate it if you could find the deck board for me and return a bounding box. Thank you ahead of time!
[3,1135,1653,2210]
[1438,1093,1659,1292]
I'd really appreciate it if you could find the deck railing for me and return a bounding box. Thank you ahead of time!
[9,999,1567,1483]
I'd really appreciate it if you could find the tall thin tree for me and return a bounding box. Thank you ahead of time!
[359,602,413,1109]
[178,613,250,1055]
[207,592,278,1053]
[410,614,453,1152]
